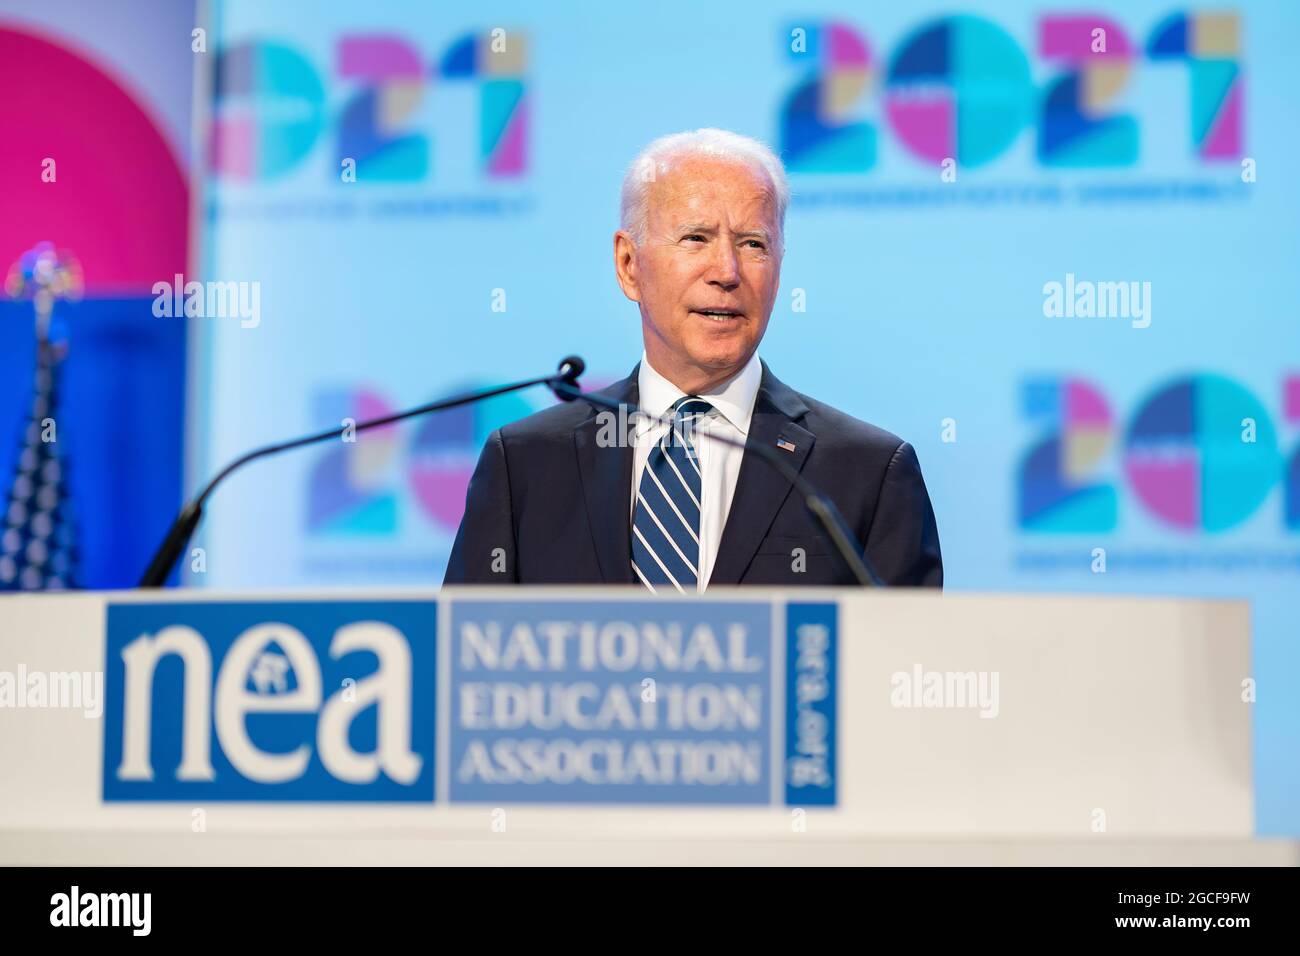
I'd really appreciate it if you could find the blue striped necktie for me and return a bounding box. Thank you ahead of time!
[631,396,712,593]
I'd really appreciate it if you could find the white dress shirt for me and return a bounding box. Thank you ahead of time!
[631,351,763,590]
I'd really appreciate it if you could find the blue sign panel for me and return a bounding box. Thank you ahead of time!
[101,597,837,806]
[784,603,838,807]
[446,598,838,806]
[103,601,437,801]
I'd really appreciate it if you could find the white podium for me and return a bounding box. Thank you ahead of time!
[0,587,1292,866]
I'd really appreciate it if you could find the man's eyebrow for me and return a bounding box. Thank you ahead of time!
[674,223,772,240]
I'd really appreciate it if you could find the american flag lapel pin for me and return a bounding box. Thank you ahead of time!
[776,436,797,453]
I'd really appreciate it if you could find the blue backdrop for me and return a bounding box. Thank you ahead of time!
[184,0,1298,831]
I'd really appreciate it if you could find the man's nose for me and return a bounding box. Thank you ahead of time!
[705,241,740,290]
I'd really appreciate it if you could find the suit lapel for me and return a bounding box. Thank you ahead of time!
[574,368,638,583]
[709,363,814,586]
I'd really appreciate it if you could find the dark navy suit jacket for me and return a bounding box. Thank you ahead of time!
[443,362,942,587]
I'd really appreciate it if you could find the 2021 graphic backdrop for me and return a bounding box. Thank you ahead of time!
[192,1,1300,831]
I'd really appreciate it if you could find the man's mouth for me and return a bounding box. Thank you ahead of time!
[690,308,744,322]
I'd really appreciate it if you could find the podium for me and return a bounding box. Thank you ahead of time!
[0,587,1291,865]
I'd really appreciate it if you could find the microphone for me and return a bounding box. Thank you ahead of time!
[548,378,884,587]
[139,357,586,588]
[553,355,585,399]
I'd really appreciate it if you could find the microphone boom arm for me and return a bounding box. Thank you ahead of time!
[139,356,585,588]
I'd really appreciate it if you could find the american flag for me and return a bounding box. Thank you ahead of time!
[1,243,82,591]
[0,340,79,591]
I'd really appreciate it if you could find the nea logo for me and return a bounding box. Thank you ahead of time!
[102,601,436,801]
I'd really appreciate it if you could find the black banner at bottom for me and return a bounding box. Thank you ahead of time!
[0,865,1293,941]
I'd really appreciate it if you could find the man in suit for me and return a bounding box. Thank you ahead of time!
[445,128,942,590]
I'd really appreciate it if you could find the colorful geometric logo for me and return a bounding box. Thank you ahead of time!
[1019,378,1118,532]
[1123,375,1277,532]
[1020,374,1294,535]
[438,31,529,177]
[779,12,1247,174]
[212,31,529,183]
[406,386,535,532]
[884,15,1033,167]
[1147,12,1243,159]
[780,22,876,172]
[1038,16,1139,166]
[336,35,430,180]
[306,384,539,537]
[307,389,400,535]
[210,41,326,181]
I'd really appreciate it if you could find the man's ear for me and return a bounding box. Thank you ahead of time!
[613,230,640,303]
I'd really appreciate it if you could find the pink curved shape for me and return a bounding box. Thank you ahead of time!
[409,451,478,531]
[1066,380,1112,426]
[1125,455,1200,529]
[827,22,870,68]
[0,27,188,295]
[338,35,423,79]
[1285,376,1300,423]
[885,95,954,163]
[355,389,398,439]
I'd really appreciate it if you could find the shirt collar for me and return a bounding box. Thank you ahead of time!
[637,350,762,436]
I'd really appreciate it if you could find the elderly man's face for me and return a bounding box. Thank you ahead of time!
[615,155,782,392]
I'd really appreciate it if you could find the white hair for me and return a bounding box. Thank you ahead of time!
[619,128,789,250]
